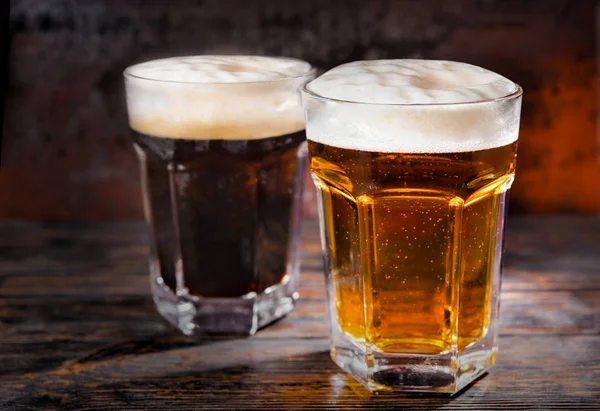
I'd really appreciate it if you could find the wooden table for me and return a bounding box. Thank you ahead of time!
[1,218,599,410]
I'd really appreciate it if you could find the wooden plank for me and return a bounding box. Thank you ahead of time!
[4,260,599,294]
[0,289,598,348]
[0,336,598,410]
[2,218,600,287]
[2,284,599,333]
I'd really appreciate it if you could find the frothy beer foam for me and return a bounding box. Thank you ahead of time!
[125,56,313,140]
[303,60,521,153]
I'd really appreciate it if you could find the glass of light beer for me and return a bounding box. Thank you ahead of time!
[124,56,315,335]
[303,60,522,394]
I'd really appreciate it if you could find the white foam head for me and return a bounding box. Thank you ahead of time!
[303,59,522,153]
[124,56,314,140]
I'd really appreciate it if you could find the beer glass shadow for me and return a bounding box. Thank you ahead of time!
[70,332,235,366]
[70,351,471,409]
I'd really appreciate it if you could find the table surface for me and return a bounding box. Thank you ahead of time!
[0,217,599,410]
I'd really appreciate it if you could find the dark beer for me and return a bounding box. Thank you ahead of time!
[124,55,314,334]
[135,131,306,298]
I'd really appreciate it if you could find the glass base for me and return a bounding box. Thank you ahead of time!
[150,268,298,336]
[331,331,495,395]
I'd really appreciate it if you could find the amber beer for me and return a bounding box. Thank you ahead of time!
[303,59,523,394]
[309,141,517,352]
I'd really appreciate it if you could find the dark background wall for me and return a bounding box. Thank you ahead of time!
[1,0,597,219]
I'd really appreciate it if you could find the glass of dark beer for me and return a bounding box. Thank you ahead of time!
[303,60,522,394]
[124,56,315,335]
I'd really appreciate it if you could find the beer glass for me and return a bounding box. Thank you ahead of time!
[124,56,315,335]
[302,60,522,393]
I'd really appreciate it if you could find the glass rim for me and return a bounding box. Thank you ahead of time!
[302,83,523,107]
[123,55,316,85]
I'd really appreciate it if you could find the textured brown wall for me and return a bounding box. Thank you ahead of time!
[1,0,597,220]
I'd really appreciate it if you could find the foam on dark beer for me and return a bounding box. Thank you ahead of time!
[124,56,313,140]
